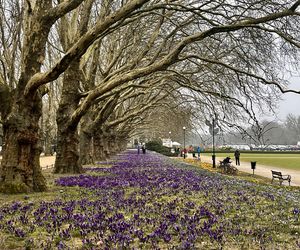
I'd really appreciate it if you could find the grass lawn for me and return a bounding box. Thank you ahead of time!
[202,152,300,170]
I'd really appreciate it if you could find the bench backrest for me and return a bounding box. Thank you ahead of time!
[271,170,282,177]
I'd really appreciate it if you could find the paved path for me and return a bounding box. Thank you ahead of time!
[199,155,300,186]
[1,154,300,186]
[0,155,55,170]
[39,156,56,169]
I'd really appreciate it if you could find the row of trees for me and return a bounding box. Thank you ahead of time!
[178,114,300,148]
[226,114,300,146]
[0,0,300,193]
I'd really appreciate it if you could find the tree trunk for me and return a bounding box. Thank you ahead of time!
[116,136,127,152]
[93,132,106,161]
[54,126,82,173]
[0,96,47,193]
[108,134,117,156]
[103,136,110,159]
[79,113,94,165]
[43,84,56,156]
[54,61,83,174]
[44,134,53,156]
[79,130,94,165]
[0,1,58,193]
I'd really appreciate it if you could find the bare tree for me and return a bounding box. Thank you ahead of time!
[54,0,95,174]
[285,113,300,143]
[0,0,86,193]
[0,0,151,192]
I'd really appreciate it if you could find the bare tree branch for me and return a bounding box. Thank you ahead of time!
[24,0,150,95]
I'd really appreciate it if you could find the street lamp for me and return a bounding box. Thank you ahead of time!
[212,119,216,168]
[183,127,186,159]
[205,118,219,168]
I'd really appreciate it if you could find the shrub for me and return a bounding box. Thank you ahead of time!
[146,140,177,156]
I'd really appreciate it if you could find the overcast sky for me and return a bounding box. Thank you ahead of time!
[276,76,300,120]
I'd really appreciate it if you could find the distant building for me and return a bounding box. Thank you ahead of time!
[162,139,181,148]
[162,138,172,147]
[224,144,250,150]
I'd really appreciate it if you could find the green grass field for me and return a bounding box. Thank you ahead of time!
[202,152,300,170]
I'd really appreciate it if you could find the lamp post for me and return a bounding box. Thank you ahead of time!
[212,118,216,168]
[183,126,186,159]
[205,117,219,168]
[169,131,172,147]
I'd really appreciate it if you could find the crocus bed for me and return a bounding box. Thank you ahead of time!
[0,150,299,249]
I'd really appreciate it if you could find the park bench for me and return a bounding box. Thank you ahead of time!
[271,170,291,186]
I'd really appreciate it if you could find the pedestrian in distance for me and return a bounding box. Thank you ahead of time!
[137,143,140,154]
[142,144,146,154]
[197,146,201,161]
[183,148,187,158]
[234,149,240,166]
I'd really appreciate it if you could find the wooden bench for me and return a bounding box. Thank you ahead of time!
[271,170,291,186]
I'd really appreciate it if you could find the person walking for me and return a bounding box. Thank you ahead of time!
[137,143,140,154]
[197,146,201,161]
[234,149,240,166]
[142,144,146,154]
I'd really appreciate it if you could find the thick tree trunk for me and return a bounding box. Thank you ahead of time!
[103,136,110,159]
[116,136,127,152]
[79,114,94,165]
[43,121,53,156]
[54,61,83,174]
[54,126,82,173]
[108,134,117,156]
[44,136,53,156]
[79,130,94,165]
[93,132,106,161]
[0,96,47,193]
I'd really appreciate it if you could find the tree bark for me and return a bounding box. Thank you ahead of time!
[0,0,55,193]
[107,133,117,156]
[116,136,128,152]
[54,126,82,174]
[79,115,94,165]
[0,93,47,193]
[54,61,83,174]
[79,131,94,165]
[103,136,110,159]
[0,0,84,193]
[93,132,107,161]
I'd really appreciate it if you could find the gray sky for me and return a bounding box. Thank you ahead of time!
[277,77,300,120]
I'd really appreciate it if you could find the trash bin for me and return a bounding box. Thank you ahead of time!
[251,161,256,175]
[212,155,216,168]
